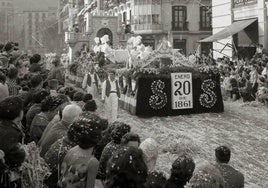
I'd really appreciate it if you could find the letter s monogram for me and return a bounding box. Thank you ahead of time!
[149,80,167,110]
[199,79,217,108]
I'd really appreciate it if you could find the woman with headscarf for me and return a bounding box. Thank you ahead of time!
[139,138,158,171]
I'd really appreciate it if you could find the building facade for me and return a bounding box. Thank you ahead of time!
[211,0,268,59]
[3,0,59,53]
[64,0,212,62]
[0,0,14,43]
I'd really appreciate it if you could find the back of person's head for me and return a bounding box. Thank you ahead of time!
[215,145,231,163]
[58,102,70,120]
[52,58,60,67]
[121,133,141,147]
[0,96,23,120]
[111,122,131,144]
[0,71,6,84]
[30,54,41,64]
[5,143,26,168]
[73,91,84,101]
[144,171,167,188]
[83,99,97,112]
[83,93,92,103]
[30,74,43,88]
[7,67,18,79]
[62,104,82,123]
[186,163,224,188]
[139,138,158,171]
[68,113,103,149]
[33,89,49,103]
[106,146,148,188]
[4,42,13,52]
[168,154,195,187]
[41,95,63,112]
[48,79,59,90]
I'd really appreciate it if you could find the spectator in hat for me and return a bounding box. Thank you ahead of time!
[214,146,244,188]
[166,154,195,188]
[0,71,9,101]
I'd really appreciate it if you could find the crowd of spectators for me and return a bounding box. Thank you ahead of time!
[193,47,268,106]
[0,42,245,188]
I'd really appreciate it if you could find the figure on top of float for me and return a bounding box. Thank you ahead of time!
[157,36,172,55]
[93,37,101,54]
[100,35,115,63]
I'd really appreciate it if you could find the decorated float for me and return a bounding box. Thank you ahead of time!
[117,37,224,116]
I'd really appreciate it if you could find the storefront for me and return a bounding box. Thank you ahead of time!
[207,0,268,59]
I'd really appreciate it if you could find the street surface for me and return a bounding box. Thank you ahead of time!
[96,100,268,187]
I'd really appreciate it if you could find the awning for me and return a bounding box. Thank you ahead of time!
[200,19,257,42]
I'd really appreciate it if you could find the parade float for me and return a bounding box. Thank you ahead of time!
[116,36,224,116]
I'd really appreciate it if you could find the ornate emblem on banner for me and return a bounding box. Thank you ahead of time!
[149,80,167,110]
[199,79,217,108]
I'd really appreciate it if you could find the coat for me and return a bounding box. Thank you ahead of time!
[216,163,244,188]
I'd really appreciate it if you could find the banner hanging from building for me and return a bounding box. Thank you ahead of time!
[171,73,193,110]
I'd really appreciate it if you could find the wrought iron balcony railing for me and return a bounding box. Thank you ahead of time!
[172,21,188,31]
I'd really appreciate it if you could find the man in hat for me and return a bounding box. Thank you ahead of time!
[101,70,120,123]
[82,66,100,98]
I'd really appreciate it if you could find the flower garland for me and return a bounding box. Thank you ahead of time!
[149,80,168,110]
[199,79,217,108]
[198,66,220,75]
[21,142,51,188]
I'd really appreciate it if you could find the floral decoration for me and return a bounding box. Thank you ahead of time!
[199,79,217,108]
[149,80,168,110]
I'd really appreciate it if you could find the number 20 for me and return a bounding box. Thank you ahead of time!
[174,81,191,96]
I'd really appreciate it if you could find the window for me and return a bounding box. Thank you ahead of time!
[123,12,126,24]
[200,6,212,30]
[172,6,188,31]
[173,39,186,55]
[152,14,159,24]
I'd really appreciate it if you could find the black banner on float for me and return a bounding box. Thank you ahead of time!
[135,73,224,117]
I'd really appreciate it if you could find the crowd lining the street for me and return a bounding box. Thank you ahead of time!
[0,41,256,188]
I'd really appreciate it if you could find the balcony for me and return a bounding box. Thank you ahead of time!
[199,22,212,31]
[172,21,188,31]
[65,32,90,45]
[132,24,163,34]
